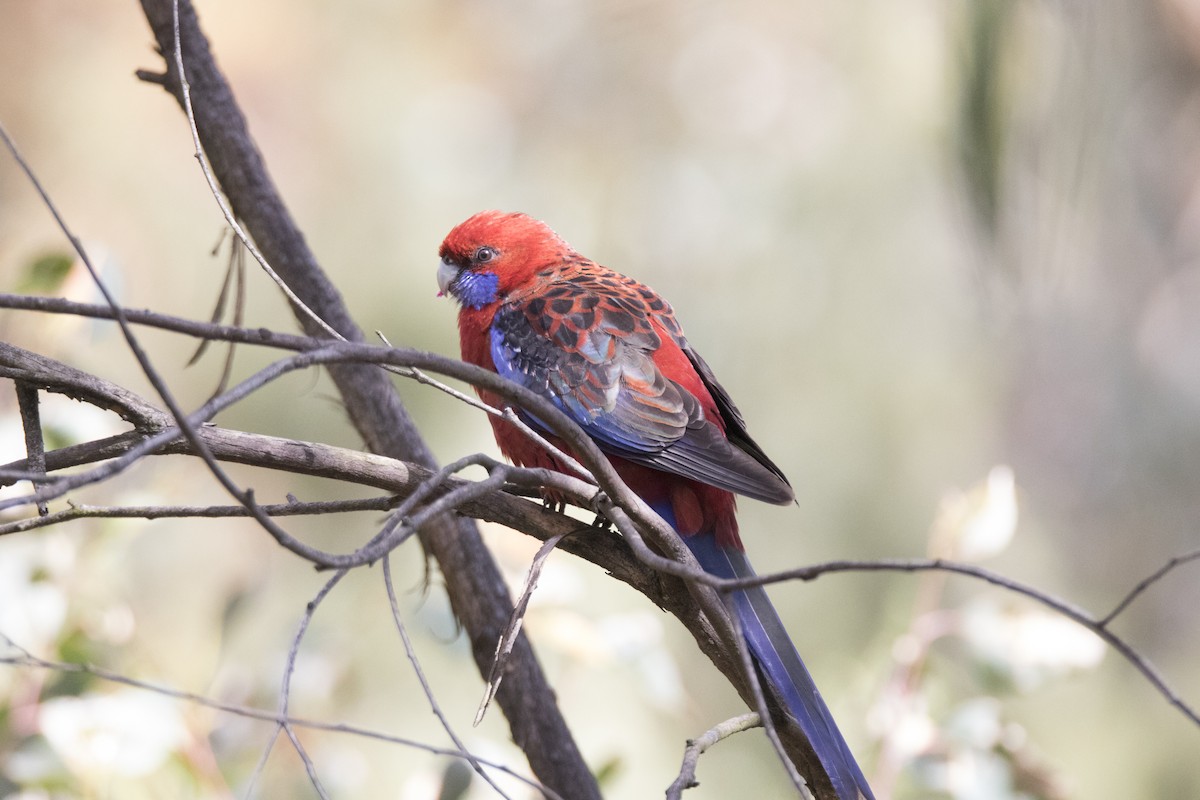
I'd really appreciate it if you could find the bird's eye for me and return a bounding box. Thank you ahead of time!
[474,246,497,264]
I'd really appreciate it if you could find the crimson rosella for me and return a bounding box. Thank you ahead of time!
[437,210,873,800]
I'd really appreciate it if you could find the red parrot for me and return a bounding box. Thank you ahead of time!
[437,210,873,800]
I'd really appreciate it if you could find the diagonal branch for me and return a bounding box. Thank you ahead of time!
[133,2,600,793]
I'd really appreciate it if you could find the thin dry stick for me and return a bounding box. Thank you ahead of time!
[0,293,317,349]
[721,592,808,797]
[1101,547,1200,625]
[361,453,515,566]
[281,725,330,800]
[476,529,575,726]
[167,0,339,342]
[666,712,761,800]
[243,570,346,800]
[188,232,246,400]
[381,556,517,800]
[0,497,397,537]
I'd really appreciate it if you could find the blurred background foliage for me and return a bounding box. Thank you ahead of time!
[1,1,1199,798]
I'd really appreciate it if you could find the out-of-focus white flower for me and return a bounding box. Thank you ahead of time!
[942,698,1003,749]
[962,601,1105,690]
[81,603,136,645]
[597,611,684,710]
[38,690,187,778]
[2,791,54,800]
[933,466,1018,561]
[526,608,609,662]
[911,701,1017,800]
[867,689,936,760]
[940,747,1018,800]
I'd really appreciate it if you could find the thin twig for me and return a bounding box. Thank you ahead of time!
[189,231,245,401]
[0,497,397,537]
[733,557,1200,727]
[666,712,761,799]
[0,292,314,350]
[168,0,341,343]
[477,529,575,726]
[0,635,555,796]
[379,332,593,484]
[382,556,514,800]
[250,571,348,800]
[356,453,510,566]
[1100,547,1200,626]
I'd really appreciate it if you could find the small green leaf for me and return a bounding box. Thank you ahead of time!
[18,253,75,293]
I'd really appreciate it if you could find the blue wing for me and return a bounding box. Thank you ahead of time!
[487,270,792,504]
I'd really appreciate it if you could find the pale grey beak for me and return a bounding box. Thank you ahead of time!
[436,258,459,297]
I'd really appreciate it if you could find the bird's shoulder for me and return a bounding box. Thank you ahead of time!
[501,258,684,345]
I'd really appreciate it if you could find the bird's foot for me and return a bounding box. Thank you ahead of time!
[586,491,613,530]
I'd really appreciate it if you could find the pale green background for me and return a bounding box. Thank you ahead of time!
[2,2,1199,798]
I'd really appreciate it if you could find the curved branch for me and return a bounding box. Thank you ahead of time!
[735,558,1200,729]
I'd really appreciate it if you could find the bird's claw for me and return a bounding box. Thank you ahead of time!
[587,491,613,529]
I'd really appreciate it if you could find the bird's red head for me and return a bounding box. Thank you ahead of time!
[437,210,571,310]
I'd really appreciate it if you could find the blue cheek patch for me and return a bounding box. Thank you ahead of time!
[456,271,500,310]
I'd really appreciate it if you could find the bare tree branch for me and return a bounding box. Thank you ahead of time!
[256,570,348,800]
[9,298,1197,791]
[0,338,753,737]
[134,2,603,791]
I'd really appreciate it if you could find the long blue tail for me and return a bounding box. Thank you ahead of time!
[677,520,874,799]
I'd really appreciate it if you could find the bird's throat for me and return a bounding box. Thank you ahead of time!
[455,270,500,310]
